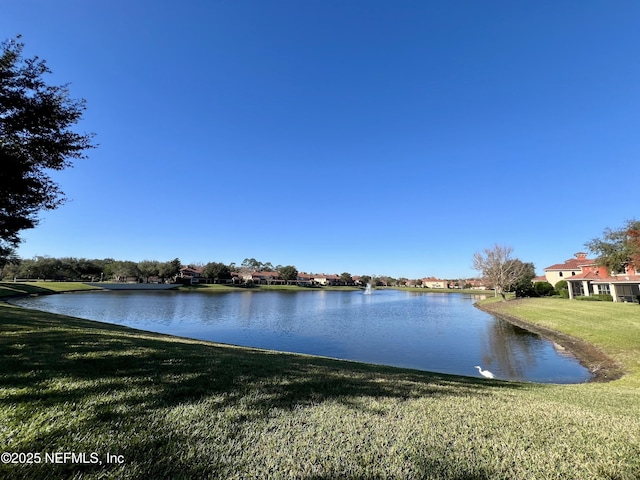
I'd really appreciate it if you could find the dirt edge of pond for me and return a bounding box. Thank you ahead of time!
[475,299,624,383]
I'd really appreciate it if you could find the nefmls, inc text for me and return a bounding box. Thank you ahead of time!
[1,451,125,465]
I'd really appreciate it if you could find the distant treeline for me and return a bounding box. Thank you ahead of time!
[0,255,476,288]
[0,256,185,282]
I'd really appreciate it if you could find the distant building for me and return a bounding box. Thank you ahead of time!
[179,266,203,284]
[422,277,448,289]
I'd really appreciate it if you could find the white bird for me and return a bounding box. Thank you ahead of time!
[474,365,495,379]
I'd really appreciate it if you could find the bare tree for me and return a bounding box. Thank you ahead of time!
[473,245,528,301]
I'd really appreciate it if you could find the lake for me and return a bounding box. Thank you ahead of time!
[10,289,592,383]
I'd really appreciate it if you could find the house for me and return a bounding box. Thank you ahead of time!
[543,252,599,286]
[566,265,640,302]
[179,266,203,284]
[296,272,314,286]
[422,277,448,289]
[313,273,342,286]
[466,278,489,290]
[547,252,640,302]
[240,271,285,285]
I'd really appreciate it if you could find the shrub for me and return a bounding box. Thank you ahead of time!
[514,283,535,298]
[576,294,613,302]
[533,281,555,297]
[555,280,569,298]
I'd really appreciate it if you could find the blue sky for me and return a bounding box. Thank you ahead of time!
[4,1,639,278]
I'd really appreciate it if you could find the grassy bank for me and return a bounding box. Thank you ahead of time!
[0,281,359,297]
[480,298,640,388]
[393,286,495,296]
[0,281,101,298]
[1,295,639,478]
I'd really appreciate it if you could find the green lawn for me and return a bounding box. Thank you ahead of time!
[393,286,495,296]
[0,281,101,298]
[1,294,639,478]
[484,298,640,388]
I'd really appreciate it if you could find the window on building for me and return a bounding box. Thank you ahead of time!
[598,284,611,295]
[559,272,563,277]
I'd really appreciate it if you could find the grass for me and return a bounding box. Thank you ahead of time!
[0,281,101,298]
[482,297,640,388]
[1,292,639,478]
[393,286,496,296]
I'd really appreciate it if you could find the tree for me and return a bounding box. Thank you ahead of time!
[0,249,19,279]
[158,258,181,282]
[32,256,61,280]
[262,262,275,272]
[74,258,103,281]
[110,261,139,282]
[241,258,262,271]
[137,260,160,283]
[340,272,353,285]
[382,276,397,287]
[0,258,20,280]
[629,224,640,267]
[585,219,640,274]
[473,245,529,301]
[101,258,117,281]
[0,37,95,261]
[511,261,536,298]
[202,262,232,283]
[278,265,298,283]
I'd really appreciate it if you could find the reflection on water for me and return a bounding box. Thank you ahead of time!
[10,289,591,383]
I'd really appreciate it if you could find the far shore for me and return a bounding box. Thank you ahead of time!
[0,280,495,297]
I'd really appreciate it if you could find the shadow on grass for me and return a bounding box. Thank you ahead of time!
[0,282,58,298]
[1,304,521,478]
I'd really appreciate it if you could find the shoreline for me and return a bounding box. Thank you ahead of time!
[475,299,624,383]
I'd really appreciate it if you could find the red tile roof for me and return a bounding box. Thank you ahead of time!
[544,257,595,271]
[314,274,341,280]
[251,271,281,278]
[180,266,203,274]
